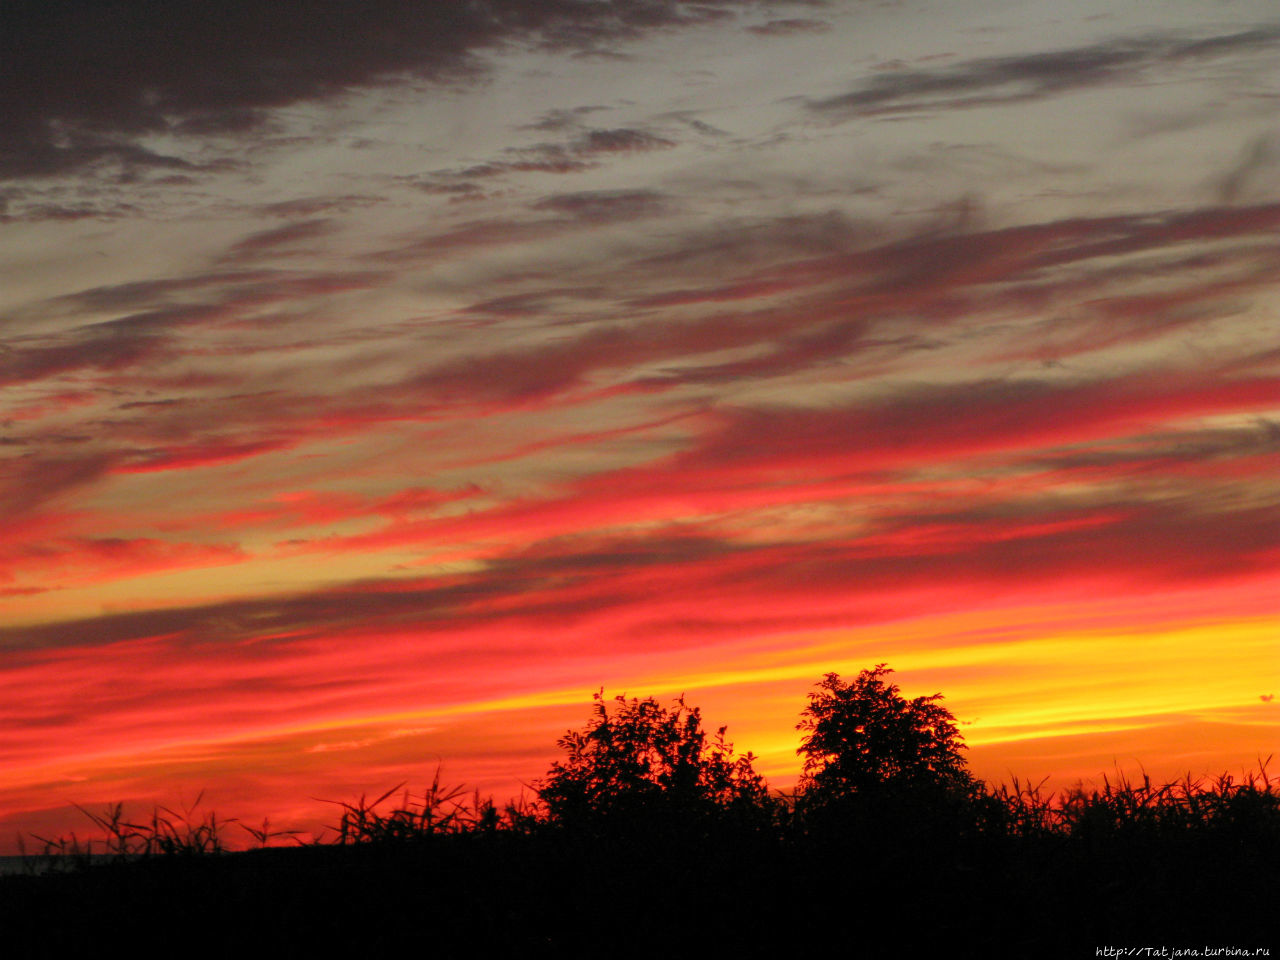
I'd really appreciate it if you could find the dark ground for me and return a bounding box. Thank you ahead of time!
[3,822,1275,958]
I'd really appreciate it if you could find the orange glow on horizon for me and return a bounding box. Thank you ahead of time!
[3,593,1274,851]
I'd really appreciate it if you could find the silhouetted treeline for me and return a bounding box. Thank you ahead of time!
[4,667,1276,958]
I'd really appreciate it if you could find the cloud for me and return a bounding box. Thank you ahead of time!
[809,26,1280,117]
[256,195,382,218]
[434,199,1280,399]
[8,194,1273,521]
[0,199,143,224]
[419,126,678,191]
[0,0,739,181]
[1021,419,1280,475]
[287,357,1280,583]
[119,196,1265,460]
[1,493,1263,662]
[219,219,335,263]
[682,374,1280,478]
[529,189,668,222]
[575,128,676,154]
[0,536,248,592]
[523,105,611,132]
[51,271,271,313]
[2,269,388,411]
[377,187,669,261]
[1218,134,1280,204]
[40,269,385,332]
[462,287,608,318]
[0,328,166,387]
[116,437,305,475]
[748,19,832,37]
[2,491,1273,754]
[0,454,116,518]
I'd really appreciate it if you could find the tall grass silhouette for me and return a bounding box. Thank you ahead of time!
[316,766,541,845]
[5,674,1277,956]
[26,791,232,871]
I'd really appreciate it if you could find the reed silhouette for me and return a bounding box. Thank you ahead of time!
[4,667,1276,957]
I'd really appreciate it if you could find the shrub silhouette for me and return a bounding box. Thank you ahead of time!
[537,689,769,831]
[7,677,1279,955]
[796,664,977,820]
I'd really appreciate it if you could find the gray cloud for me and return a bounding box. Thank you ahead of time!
[0,328,166,388]
[421,126,678,190]
[576,128,677,153]
[810,26,1280,117]
[256,195,382,218]
[748,18,831,36]
[523,105,612,132]
[368,198,1280,411]
[530,189,669,222]
[0,454,117,518]
[219,219,336,263]
[1218,134,1280,204]
[0,0,756,181]
[0,199,143,224]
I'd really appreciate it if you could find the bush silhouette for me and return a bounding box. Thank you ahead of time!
[536,689,769,832]
[796,664,977,822]
[7,675,1279,955]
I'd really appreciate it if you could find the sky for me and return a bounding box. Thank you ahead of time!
[1,0,1277,849]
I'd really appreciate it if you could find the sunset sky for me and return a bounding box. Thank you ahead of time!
[2,0,1277,849]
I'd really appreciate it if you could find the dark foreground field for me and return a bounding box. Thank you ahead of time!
[6,680,1276,957]
[4,798,1276,959]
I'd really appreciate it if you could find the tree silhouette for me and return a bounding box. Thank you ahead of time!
[796,664,975,808]
[537,690,769,830]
